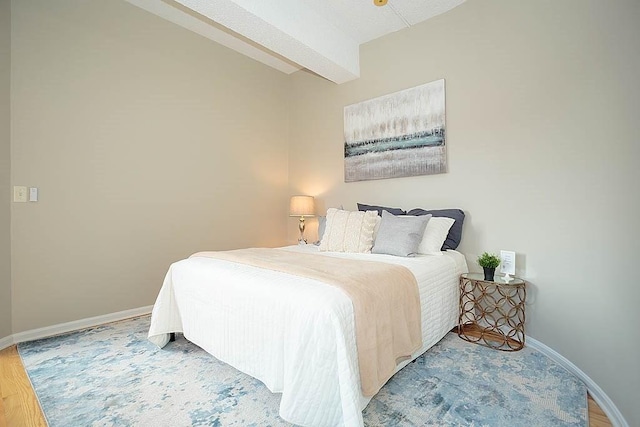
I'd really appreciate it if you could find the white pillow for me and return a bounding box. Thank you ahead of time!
[319,208,380,253]
[418,216,455,255]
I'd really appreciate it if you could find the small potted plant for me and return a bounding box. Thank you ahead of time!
[477,252,500,281]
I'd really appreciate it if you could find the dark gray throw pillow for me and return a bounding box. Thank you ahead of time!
[357,203,406,216]
[372,211,430,257]
[407,208,465,251]
[317,216,326,241]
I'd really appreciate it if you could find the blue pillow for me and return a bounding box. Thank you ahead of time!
[357,203,405,216]
[406,208,465,251]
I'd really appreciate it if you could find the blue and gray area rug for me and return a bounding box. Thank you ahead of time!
[18,316,587,426]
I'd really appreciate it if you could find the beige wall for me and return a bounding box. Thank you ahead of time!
[0,0,11,340]
[289,0,639,425]
[10,0,290,332]
[6,0,639,424]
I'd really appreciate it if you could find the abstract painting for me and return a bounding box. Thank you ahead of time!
[344,79,446,182]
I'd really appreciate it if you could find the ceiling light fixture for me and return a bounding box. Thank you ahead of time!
[373,0,388,6]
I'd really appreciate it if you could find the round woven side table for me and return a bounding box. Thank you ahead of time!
[457,272,526,351]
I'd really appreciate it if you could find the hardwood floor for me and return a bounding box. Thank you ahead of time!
[0,344,613,427]
[589,395,614,427]
[0,346,46,426]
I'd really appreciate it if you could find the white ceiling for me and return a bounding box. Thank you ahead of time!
[125,0,466,84]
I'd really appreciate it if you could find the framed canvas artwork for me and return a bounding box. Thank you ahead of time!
[344,79,446,182]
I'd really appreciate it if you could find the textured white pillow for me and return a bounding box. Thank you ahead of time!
[418,216,456,255]
[319,208,379,253]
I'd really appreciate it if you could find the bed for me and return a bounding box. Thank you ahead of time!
[148,243,468,427]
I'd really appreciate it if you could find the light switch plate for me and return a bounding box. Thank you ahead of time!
[13,186,27,202]
[29,187,38,202]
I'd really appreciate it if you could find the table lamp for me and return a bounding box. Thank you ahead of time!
[289,195,315,244]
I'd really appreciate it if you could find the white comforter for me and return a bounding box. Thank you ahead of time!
[148,246,468,427]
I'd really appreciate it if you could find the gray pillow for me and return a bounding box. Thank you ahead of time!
[372,211,431,257]
[357,203,405,216]
[317,216,326,241]
[406,208,465,251]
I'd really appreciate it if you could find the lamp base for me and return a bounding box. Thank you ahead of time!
[298,217,307,244]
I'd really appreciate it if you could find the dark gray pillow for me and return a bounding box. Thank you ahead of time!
[372,211,430,257]
[317,216,326,241]
[407,208,465,251]
[357,203,406,216]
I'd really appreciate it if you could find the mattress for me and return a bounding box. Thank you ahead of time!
[148,245,468,427]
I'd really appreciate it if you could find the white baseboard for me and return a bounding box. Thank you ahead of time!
[10,305,153,345]
[526,336,628,427]
[0,335,13,351]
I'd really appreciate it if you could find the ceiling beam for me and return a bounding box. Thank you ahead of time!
[125,0,302,75]
[173,0,361,84]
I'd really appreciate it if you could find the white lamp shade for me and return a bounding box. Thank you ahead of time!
[289,195,315,217]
